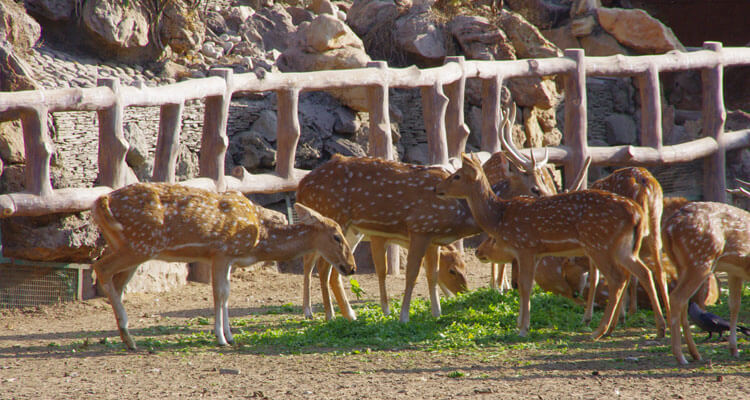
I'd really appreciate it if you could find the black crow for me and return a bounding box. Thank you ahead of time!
[688,302,750,341]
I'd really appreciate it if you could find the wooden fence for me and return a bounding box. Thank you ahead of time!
[1,41,750,219]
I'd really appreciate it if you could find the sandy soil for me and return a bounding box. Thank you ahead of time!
[1,253,749,399]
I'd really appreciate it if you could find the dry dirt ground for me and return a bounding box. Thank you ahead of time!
[1,252,749,399]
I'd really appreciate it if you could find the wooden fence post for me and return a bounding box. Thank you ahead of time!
[563,49,589,189]
[638,63,663,151]
[200,68,233,192]
[97,78,129,189]
[421,83,449,165]
[152,102,184,183]
[275,88,301,180]
[701,41,727,202]
[480,75,503,153]
[20,106,53,197]
[444,56,470,158]
[366,61,399,274]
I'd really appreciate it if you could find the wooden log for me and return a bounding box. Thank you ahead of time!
[444,57,470,158]
[637,63,662,149]
[701,42,727,202]
[275,88,301,179]
[120,77,225,107]
[366,61,393,160]
[199,68,232,192]
[0,187,112,217]
[228,166,308,194]
[152,102,184,183]
[20,107,53,197]
[97,78,130,189]
[421,83,450,166]
[480,75,503,154]
[563,49,589,190]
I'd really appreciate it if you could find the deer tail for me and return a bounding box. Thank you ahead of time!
[92,195,124,232]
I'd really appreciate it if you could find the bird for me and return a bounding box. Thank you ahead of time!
[688,302,750,341]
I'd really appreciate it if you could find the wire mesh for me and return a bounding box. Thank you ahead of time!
[0,265,79,309]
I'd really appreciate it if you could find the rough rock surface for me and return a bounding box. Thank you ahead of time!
[596,7,686,54]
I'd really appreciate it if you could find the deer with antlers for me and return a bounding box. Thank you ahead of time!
[436,153,666,338]
[296,154,480,323]
[664,179,750,364]
[91,182,356,349]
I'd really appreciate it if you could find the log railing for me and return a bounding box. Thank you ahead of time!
[1,42,750,218]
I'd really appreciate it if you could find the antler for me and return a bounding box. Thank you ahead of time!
[499,103,549,173]
[727,178,750,198]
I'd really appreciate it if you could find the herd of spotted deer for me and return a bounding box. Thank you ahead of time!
[88,106,749,366]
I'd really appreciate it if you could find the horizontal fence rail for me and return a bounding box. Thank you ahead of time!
[1,42,749,218]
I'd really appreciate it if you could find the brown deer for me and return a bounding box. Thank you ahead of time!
[91,182,355,349]
[436,153,666,338]
[296,154,480,323]
[664,181,750,364]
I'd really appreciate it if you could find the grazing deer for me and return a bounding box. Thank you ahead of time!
[436,154,665,338]
[297,154,480,323]
[91,182,355,349]
[664,181,750,364]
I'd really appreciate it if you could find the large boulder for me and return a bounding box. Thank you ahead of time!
[596,7,685,54]
[81,0,155,61]
[241,3,297,52]
[499,10,562,59]
[1,0,42,51]
[448,15,515,61]
[160,0,205,54]
[23,0,73,21]
[393,3,446,66]
[505,0,571,30]
[278,14,371,111]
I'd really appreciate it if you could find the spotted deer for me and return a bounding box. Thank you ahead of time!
[91,182,355,349]
[436,153,666,338]
[664,181,750,364]
[296,154,480,323]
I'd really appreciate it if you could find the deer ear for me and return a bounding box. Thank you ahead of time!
[294,203,324,224]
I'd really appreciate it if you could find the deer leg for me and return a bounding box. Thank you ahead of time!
[617,245,666,338]
[302,253,318,319]
[93,252,147,350]
[328,267,356,321]
[627,276,638,316]
[399,235,430,323]
[650,234,672,323]
[668,263,712,364]
[211,258,234,346]
[317,259,335,321]
[588,253,628,340]
[582,259,598,325]
[727,275,743,358]
[515,252,537,337]
[423,244,441,318]
[370,236,391,316]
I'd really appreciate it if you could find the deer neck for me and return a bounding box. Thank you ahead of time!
[251,223,318,262]
[463,175,505,235]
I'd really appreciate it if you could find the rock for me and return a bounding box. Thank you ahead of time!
[596,7,686,54]
[499,10,563,59]
[508,76,560,108]
[250,110,279,143]
[305,14,361,52]
[230,130,277,171]
[124,122,149,173]
[346,0,398,37]
[449,15,515,61]
[0,212,104,263]
[286,6,314,25]
[570,15,596,37]
[578,31,630,56]
[0,41,39,91]
[175,144,199,181]
[160,0,205,55]
[123,260,189,294]
[1,0,42,51]
[541,24,581,51]
[310,0,337,16]
[24,0,74,21]
[332,107,359,136]
[225,5,255,33]
[323,136,367,157]
[204,10,228,35]
[0,120,25,164]
[604,113,637,145]
[278,15,371,111]
[241,4,296,52]
[404,142,429,165]
[393,4,446,65]
[505,0,571,30]
[82,0,149,49]
[158,59,193,81]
